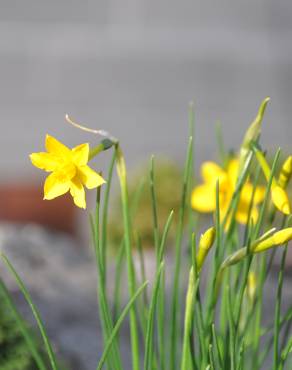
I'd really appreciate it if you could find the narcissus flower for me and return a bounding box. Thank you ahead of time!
[191,158,265,224]
[30,135,105,209]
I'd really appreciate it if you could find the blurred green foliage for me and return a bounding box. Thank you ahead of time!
[108,159,184,249]
[0,280,41,370]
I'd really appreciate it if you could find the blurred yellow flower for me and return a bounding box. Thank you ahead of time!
[30,135,105,209]
[191,158,265,224]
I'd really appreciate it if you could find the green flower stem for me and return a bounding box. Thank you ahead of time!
[251,149,281,369]
[150,156,160,263]
[211,324,223,368]
[181,266,199,370]
[90,190,122,370]
[96,281,148,370]
[273,240,289,369]
[89,138,117,161]
[144,262,164,370]
[113,241,126,322]
[116,145,140,370]
[170,136,193,370]
[157,210,174,370]
[1,253,58,370]
[101,147,117,278]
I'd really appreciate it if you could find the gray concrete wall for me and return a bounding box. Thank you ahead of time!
[0,1,291,180]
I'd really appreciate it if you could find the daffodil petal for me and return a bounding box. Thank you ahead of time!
[78,165,106,189]
[227,158,239,187]
[271,185,291,215]
[45,134,71,158]
[240,183,266,205]
[236,204,258,225]
[30,152,61,172]
[201,162,226,184]
[254,185,266,204]
[70,178,86,209]
[72,143,89,166]
[44,173,70,200]
[191,184,216,212]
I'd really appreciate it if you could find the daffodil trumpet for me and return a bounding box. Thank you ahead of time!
[30,135,107,209]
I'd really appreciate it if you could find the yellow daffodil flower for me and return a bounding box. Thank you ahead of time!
[30,135,105,209]
[191,158,265,224]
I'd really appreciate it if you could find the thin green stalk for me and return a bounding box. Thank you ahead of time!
[170,136,193,370]
[136,233,148,307]
[150,155,160,262]
[236,342,245,370]
[211,324,223,368]
[90,192,122,370]
[191,233,207,366]
[234,235,253,332]
[101,147,117,277]
[251,149,281,369]
[227,285,236,370]
[279,336,292,370]
[158,210,174,263]
[144,262,164,370]
[253,148,281,238]
[206,181,222,336]
[113,241,126,321]
[0,280,47,370]
[181,267,200,370]
[1,253,58,370]
[273,245,288,369]
[96,281,148,370]
[157,210,174,370]
[208,344,216,370]
[116,145,140,370]
[221,151,254,234]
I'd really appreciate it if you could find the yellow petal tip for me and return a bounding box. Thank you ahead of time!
[282,203,291,215]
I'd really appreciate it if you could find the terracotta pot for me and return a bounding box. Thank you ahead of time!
[0,183,77,236]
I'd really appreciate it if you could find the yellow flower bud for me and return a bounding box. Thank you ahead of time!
[196,226,216,271]
[253,147,291,215]
[271,185,291,215]
[278,156,292,189]
[253,227,292,253]
[246,271,257,302]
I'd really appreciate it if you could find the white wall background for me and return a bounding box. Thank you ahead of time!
[0,1,291,180]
